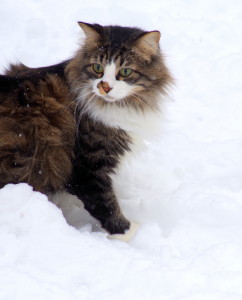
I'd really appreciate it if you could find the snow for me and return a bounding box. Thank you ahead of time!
[0,0,242,299]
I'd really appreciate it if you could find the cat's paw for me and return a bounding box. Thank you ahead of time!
[108,222,140,242]
[103,215,130,235]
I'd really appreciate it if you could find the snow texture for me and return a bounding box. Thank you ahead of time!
[0,0,242,299]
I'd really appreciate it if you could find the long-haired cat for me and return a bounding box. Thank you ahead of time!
[0,22,172,237]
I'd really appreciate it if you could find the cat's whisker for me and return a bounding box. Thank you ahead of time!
[70,84,91,97]
[120,92,152,112]
[74,91,91,129]
[75,91,96,130]
[132,91,157,107]
[77,92,96,123]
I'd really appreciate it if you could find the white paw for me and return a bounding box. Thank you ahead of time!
[108,222,140,242]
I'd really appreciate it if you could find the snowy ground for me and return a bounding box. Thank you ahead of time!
[0,0,242,299]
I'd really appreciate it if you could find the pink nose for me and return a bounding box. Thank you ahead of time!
[103,84,112,93]
[99,81,112,94]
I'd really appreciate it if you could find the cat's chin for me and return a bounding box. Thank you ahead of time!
[99,95,119,103]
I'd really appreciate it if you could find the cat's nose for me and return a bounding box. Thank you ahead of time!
[101,81,112,94]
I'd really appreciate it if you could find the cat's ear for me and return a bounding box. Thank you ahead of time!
[134,31,161,60]
[78,22,101,42]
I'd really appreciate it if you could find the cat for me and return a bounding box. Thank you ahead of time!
[0,22,172,236]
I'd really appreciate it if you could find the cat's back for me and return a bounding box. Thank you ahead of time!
[0,62,76,193]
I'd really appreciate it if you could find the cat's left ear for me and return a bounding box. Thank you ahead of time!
[78,22,101,42]
[134,31,161,59]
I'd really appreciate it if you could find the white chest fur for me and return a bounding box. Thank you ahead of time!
[87,99,162,137]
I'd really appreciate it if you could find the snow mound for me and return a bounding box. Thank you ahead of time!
[1,184,242,299]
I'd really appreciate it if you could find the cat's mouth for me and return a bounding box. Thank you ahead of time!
[98,94,118,103]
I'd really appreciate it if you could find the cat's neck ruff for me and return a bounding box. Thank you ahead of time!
[81,96,163,139]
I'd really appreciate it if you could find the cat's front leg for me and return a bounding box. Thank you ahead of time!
[85,192,131,235]
[67,173,130,234]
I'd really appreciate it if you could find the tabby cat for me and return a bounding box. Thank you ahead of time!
[0,22,172,236]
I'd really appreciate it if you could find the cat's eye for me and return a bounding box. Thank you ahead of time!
[93,63,104,74]
[119,68,132,78]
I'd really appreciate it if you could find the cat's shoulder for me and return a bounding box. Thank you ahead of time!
[0,61,70,95]
[4,61,69,79]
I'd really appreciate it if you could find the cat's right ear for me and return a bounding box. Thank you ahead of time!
[78,22,101,42]
[133,31,161,62]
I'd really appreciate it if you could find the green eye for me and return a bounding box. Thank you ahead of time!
[120,68,132,78]
[93,63,104,74]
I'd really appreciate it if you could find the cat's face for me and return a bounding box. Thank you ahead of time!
[67,23,172,114]
[90,61,135,102]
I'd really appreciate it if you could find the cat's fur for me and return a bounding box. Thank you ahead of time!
[0,22,172,235]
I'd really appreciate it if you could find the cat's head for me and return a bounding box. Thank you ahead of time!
[67,22,172,128]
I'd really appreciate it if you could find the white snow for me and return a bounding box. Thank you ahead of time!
[0,0,242,299]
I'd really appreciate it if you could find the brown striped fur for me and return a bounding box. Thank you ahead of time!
[0,73,75,193]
